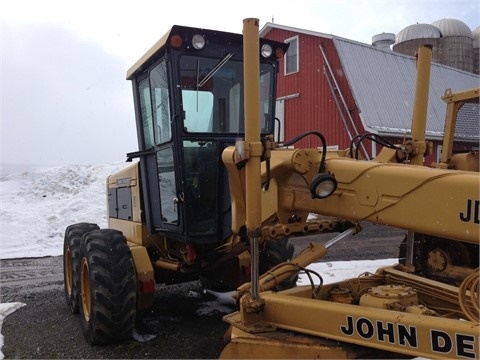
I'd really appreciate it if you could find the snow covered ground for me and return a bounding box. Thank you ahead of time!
[0,163,398,358]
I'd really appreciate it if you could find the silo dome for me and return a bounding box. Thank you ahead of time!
[431,18,472,38]
[396,23,441,44]
[372,32,396,50]
[473,26,480,48]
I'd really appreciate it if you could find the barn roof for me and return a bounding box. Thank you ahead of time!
[333,37,479,141]
[260,23,480,142]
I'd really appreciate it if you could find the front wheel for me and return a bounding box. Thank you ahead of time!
[63,223,99,314]
[79,229,136,345]
[260,238,298,291]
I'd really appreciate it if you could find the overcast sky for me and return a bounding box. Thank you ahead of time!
[1,0,479,168]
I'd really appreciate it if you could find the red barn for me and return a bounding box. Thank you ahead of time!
[260,23,479,165]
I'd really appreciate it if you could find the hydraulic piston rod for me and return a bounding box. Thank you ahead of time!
[234,226,357,302]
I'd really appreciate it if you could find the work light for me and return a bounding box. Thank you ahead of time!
[310,173,337,199]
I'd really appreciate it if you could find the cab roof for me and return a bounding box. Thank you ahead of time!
[126,24,288,80]
[126,25,244,80]
[126,26,175,80]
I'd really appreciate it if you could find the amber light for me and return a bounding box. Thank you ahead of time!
[170,34,183,48]
[275,47,285,59]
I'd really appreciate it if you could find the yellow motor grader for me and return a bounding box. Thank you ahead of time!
[63,18,479,358]
[63,20,301,345]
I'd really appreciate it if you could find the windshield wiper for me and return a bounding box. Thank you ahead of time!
[196,52,233,88]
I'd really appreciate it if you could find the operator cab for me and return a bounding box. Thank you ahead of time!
[126,25,288,246]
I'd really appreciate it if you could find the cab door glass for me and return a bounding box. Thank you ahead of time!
[150,61,172,143]
[157,147,178,224]
[139,79,154,148]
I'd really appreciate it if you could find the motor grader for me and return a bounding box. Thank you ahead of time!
[63,21,303,345]
[63,18,479,357]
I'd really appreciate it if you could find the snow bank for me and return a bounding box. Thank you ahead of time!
[0,162,131,259]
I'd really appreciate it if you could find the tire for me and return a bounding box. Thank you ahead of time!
[259,238,298,291]
[78,229,136,345]
[63,223,99,314]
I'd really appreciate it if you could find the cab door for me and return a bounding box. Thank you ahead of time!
[135,59,181,234]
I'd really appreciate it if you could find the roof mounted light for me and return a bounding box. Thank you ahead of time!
[275,47,285,59]
[170,34,183,48]
[192,34,206,50]
[310,173,337,199]
[261,43,273,58]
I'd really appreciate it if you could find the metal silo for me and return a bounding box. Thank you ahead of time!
[393,19,475,73]
[432,18,473,72]
[393,23,441,57]
[473,26,479,74]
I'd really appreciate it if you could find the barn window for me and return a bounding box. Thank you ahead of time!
[284,36,299,75]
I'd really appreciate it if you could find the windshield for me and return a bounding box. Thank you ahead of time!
[179,55,275,134]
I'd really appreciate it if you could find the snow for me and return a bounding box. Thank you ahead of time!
[0,303,26,360]
[0,162,131,259]
[0,163,399,357]
[0,161,132,358]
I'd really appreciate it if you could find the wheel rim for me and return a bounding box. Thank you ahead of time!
[80,258,91,321]
[65,246,73,296]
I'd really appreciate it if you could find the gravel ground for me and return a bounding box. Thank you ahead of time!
[0,224,405,359]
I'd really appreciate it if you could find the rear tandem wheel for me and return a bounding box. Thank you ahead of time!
[79,229,137,345]
[63,223,99,314]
